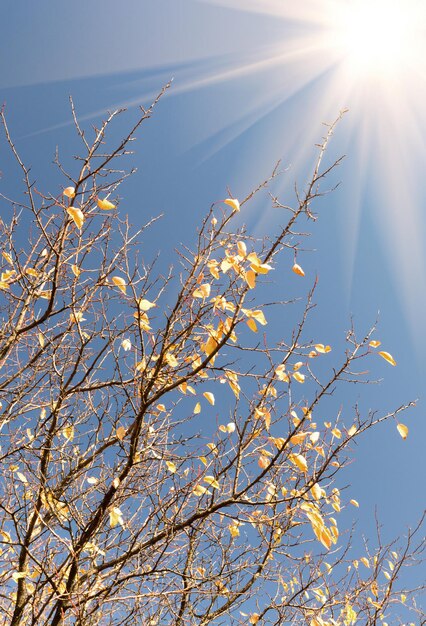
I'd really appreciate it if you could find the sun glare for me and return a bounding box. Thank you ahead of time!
[329,0,424,78]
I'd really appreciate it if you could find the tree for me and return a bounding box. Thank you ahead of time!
[0,88,423,626]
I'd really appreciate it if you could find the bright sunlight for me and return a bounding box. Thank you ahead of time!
[327,0,424,78]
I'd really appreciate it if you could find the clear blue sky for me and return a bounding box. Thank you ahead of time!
[1,0,424,583]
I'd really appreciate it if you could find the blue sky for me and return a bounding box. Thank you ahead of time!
[1,0,424,582]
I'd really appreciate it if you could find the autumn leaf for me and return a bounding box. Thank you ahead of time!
[97,197,116,210]
[224,197,240,212]
[245,270,256,289]
[67,207,84,230]
[109,507,124,528]
[246,318,258,333]
[138,298,156,311]
[116,426,126,441]
[378,351,396,366]
[166,461,177,473]
[289,453,308,472]
[369,340,381,348]
[193,484,211,497]
[397,423,408,439]
[292,371,305,384]
[112,276,127,294]
[204,476,220,489]
[292,263,305,277]
[193,283,211,299]
[63,186,76,198]
[121,338,132,351]
[203,391,215,405]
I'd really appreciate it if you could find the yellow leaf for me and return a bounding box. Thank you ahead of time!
[258,455,269,469]
[121,338,132,351]
[347,425,357,437]
[112,276,127,295]
[237,241,247,257]
[229,522,240,538]
[38,332,45,348]
[194,402,201,414]
[193,283,211,299]
[12,571,27,582]
[360,557,370,568]
[226,422,236,433]
[378,351,396,366]
[138,298,156,311]
[292,372,305,384]
[331,427,342,439]
[292,263,305,277]
[247,318,258,333]
[397,423,408,440]
[249,614,260,624]
[166,461,177,473]
[289,453,308,472]
[67,207,84,230]
[71,264,81,277]
[16,472,28,484]
[311,483,322,501]
[350,499,359,507]
[63,186,76,198]
[193,484,211,496]
[224,197,240,212]
[97,197,116,210]
[2,251,13,265]
[62,425,74,441]
[245,269,256,289]
[251,310,267,326]
[109,507,124,528]
[204,475,220,489]
[293,361,303,371]
[116,426,126,441]
[369,340,381,348]
[203,392,215,405]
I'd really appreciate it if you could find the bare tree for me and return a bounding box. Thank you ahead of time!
[0,88,423,626]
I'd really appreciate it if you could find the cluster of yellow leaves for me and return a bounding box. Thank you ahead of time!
[301,501,338,550]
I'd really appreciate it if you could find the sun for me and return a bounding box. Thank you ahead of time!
[326,0,424,79]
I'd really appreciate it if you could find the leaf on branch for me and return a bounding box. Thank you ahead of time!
[245,270,256,289]
[194,402,201,414]
[369,340,381,348]
[193,283,211,299]
[204,476,220,490]
[378,351,396,366]
[292,372,305,384]
[224,197,240,212]
[138,298,156,311]
[315,344,332,354]
[121,338,132,351]
[396,423,408,439]
[2,251,13,265]
[63,186,76,198]
[193,484,211,497]
[97,197,116,210]
[112,276,127,294]
[246,318,258,333]
[71,264,81,277]
[203,391,215,405]
[109,507,124,528]
[292,263,305,277]
[62,425,74,441]
[116,426,126,441]
[166,461,177,473]
[66,207,85,230]
[289,453,308,472]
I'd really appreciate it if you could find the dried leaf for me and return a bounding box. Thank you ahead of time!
[194,402,201,414]
[166,461,177,473]
[292,263,305,277]
[289,453,308,472]
[63,186,76,198]
[245,270,256,289]
[246,318,258,333]
[204,476,220,489]
[203,392,215,406]
[112,276,127,295]
[193,283,211,299]
[397,423,408,440]
[109,507,124,528]
[121,338,132,351]
[224,197,240,212]
[378,351,396,366]
[369,340,381,348]
[116,426,126,441]
[97,198,116,210]
[67,207,84,230]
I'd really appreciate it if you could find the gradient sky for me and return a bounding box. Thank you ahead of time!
[1,0,425,591]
